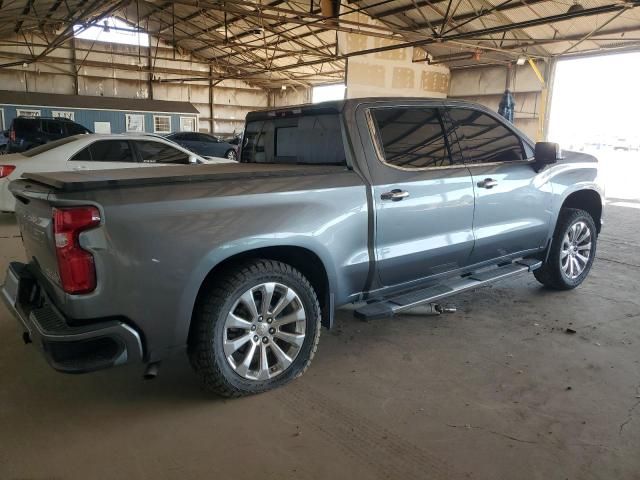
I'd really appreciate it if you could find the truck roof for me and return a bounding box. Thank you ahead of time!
[245,97,486,121]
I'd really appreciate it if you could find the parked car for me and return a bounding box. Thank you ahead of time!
[1,98,604,397]
[0,133,232,212]
[613,138,630,151]
[165,132,239,160]
[5,116,92,153]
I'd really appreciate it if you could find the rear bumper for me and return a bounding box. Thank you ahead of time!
[1,262,143,373]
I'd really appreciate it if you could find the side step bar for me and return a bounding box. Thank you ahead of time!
[354,259,542,320]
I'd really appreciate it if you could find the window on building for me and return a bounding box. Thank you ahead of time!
[74,17,149,47]
[154,115,171,134]
[180,117,196,132]
[52,111,75,121]
[16,109,41,118]
[372,107,453,169]
[447,108,524,164]
[126,114,145,133]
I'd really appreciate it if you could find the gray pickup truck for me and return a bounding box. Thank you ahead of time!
[1,98,604,397]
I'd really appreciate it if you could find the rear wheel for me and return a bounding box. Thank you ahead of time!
[189,259,321,397]
[534,208,597,290]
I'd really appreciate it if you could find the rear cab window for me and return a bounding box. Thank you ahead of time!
[241,109,347,166]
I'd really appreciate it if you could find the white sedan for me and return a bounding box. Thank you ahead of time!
[0,133,233,212]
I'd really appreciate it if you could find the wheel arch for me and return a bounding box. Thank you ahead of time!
[560,189,603,234]
[184,245,335,348]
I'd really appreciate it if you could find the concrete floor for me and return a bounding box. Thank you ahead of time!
[1,175,640,479]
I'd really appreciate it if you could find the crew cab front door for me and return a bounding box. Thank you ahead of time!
[445,107,552,264]
[365,105,476,288]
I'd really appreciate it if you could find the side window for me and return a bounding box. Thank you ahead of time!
[371,107,453,169]
[89,140,135,162]
[70,146,92,161]
[135,140,190,164]
[447,108,524,164]
[42,120,64,136]
[66,123,90,135]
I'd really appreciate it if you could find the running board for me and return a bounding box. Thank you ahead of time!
[354,259,542,320]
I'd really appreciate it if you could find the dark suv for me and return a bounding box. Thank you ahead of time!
[5,116,91,153]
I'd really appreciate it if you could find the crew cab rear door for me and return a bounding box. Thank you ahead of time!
[363,104,476,288]
[445,107,552,264]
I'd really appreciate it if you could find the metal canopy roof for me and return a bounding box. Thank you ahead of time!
[0,0,639,86]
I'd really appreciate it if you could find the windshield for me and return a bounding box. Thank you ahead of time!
[241,113,346,165]
[22,137,79,157]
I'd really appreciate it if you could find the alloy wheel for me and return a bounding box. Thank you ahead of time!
[223,282,306,381]
[560,220,592,279]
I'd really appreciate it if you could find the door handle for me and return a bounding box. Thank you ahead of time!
[477,178,498,189]
[380,189,410,201]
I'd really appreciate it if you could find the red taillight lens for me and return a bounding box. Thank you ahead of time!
[0,165,16,178]
[9,129,15,142]
[53,207,101,294]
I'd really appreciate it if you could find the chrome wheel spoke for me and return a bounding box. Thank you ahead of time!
[576,252,588,267]
[224,333,252,357]
[257,343,270,381]
[259,282,277,316]
[239,290,259,321]
[577,242,591,252]
[270,288,296,317]
[235,341,258,377]
[270,341,293,370]
[274,330,305,348]
[226,313,252,330]
[272,308,305,329]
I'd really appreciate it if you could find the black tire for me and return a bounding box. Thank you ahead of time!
[225,149,237,161]
[534,208,597,290]
[188,259,321,397]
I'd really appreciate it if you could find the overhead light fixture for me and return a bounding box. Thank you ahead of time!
[246,28,263,36]
[281,85,287,91]
[103,20,110,33]
[516,56,527,65]
[567,1,584,13]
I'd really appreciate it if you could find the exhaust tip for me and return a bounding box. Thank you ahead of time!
[143,362,160,380]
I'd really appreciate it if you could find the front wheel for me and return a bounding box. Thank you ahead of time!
[225,149,237,161]
[189,259,321,397]
[534,208,597,290]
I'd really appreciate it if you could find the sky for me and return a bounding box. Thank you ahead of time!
[548,51,640,146]
[74,17,149,47]
[313,84,346,103]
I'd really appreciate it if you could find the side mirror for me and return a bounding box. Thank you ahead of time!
[533,142,559,172]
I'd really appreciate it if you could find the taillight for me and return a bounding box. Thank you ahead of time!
[9,129,15,142]
[0,165,15,178]
[53,207,101,294]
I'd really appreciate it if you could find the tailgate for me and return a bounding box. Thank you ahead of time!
[10,179,61,288]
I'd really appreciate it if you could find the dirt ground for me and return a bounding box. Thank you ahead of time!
[1,152,639,479]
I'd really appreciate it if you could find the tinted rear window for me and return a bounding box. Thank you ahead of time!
[241,114,346,165]
[13,118,39,133]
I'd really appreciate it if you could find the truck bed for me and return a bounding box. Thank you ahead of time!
[22,163,349,192]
